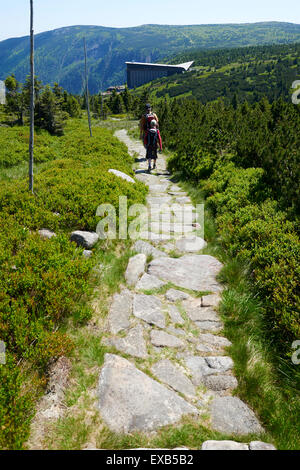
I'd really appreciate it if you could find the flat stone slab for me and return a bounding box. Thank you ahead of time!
[150,222,195,235]
[165,289,190,303]
[184,355,234,385]
[198,333,232,350]
[202,440,249,450]
[202,374,238,391]
[183,299,220,322]
[249,441,276,450]
[194,321,223,333]
[125,254,146,287]
[151,359,196,398]
[133,240,167,259]
[106,324,148,359]
[133,294,166,328]
[136,273,166,291]
[149,184,170,193]
[150,330,185,349]
[175,196,192,204]
[175,237,207,253]
[70,231,99,249]
[108,169,135,184]
[108,289,133,334]
[168,305,185,325]
[98,354,198,433]
[201,294,221,308]
[148,255,223,292]
[210,397,264,435]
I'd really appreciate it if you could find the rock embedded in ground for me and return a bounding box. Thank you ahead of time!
[194,321,223,333]
[136,273,166,291]
[165,289,190,303]
[167,326,185,336]
[70,231,99,249]
[108,289,133,334]
[105,324,148,359]
[168,304,185,325]
[125,254,146,287]
[183,302,220,323]
[133,294,166,328]
[98,354,198,433]
[38,229,57,240]
[175,236,207,253]
[198,333,232,350]
[133,240,167,259]
[148,255,223,292]
[202,440,249,450]
[183,355,233,385]
[201,293,221,308]
[150,330,185,349]
[108,169,135,184]
[249,441,276,450]
[151,359,196,398]
[210,396,264,435]
[175,196,191,204]
[202,374,238,391]
[83,250,92,258]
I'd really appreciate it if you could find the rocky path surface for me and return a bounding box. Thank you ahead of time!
[97,130,274,450]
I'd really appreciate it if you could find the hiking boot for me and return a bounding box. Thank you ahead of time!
[148,166,151,173]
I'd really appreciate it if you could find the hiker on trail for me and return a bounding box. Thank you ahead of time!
[139,103,159,141]
[144,119,162,172]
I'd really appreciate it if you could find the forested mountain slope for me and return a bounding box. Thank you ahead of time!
[1,22,300,93]
[136,42,300,104]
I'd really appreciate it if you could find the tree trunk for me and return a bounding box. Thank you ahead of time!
[29,0,34,193]
[84,38,93,137]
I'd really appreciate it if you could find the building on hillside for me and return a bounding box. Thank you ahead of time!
[126,61,194,89]
[0,81,5,105]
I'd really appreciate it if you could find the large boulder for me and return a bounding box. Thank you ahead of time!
[98,354,198,433]
[70,231,99,249]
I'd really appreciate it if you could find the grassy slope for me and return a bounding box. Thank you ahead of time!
[1,23,300,93]
[0,114,147,449]
[133,42,300,105]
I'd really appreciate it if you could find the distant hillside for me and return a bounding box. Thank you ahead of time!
[1,22,300,93]
[136,42,300,105]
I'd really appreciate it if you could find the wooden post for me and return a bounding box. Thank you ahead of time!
[29,0,34,193]
[84,38,93,137]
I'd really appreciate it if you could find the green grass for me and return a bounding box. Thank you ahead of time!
[173,168,300,450]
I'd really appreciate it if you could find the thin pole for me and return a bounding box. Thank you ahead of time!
[84,38,92,137]
[29,0,34,192]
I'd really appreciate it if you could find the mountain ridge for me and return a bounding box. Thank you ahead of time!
[1,22,300,93]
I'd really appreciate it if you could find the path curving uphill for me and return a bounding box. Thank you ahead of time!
[98,129,273,450]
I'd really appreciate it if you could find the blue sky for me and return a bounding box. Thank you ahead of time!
[1,0,299,41]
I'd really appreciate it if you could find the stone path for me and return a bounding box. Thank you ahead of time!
[97,130,273,449]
